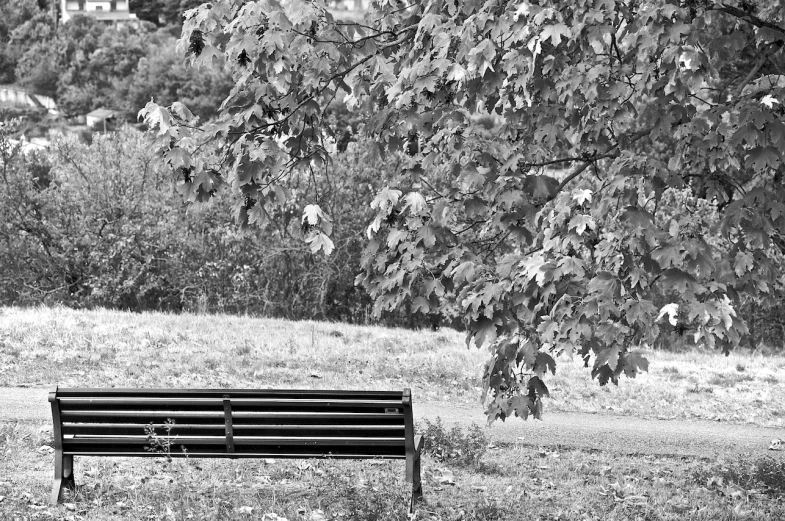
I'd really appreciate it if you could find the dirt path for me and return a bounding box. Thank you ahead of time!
[2,387,782,459]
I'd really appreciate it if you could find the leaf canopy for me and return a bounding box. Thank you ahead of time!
[140,0,785,423]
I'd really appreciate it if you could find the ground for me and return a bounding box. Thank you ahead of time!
[0,306,783,520]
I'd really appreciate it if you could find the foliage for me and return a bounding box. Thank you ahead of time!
[0,0,43,83]
[140,0,785,423]
[125,41,234,121]
[0,124,429,323]
[419,417,488,467]
[129,0,206,26]
[0,3,232,121]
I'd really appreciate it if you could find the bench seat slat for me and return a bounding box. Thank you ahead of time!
[64,435,404,445]
[62,451,407,459]
[55,388,403,399]
[62,424,404,437]
[60,411,404,420]
[58,398,403,407]
[63,423,404,431]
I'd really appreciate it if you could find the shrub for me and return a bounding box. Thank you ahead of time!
[418,417,488,467]
[0,125,456,328]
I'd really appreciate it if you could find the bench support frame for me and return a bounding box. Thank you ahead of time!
[49,386,76,504]
[403,389,424,514]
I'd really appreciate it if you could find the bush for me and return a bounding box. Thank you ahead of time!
[418,417,488,467]
[0,124,456,328]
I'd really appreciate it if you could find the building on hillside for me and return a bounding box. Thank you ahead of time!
[0,86,57,113]
[86,108,117,129]
[6,137,49,155]
[60,0,138,25]
[327,0,366,22]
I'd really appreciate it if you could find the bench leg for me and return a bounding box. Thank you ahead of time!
[409,435,424,515]
[51,452,75,504]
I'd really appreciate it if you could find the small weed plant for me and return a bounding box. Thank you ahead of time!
[144,418,178,462]
[419,417,488,467]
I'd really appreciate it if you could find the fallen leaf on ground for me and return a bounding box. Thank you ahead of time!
[733,502,754,520]
[261,514,288,521]
[436,469,455,485]
[309,510,327,520]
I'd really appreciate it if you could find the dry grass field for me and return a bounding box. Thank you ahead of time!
[1,306,783,427]
[1,306,784,520]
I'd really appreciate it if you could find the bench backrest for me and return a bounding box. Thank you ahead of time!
[49,387,415,459]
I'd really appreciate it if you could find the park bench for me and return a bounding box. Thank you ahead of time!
[48,386,424,512]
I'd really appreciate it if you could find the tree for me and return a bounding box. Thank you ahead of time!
[140,0,785,423]
[128,0,165,25]
[0,0,48,83]
[126,37,233,120]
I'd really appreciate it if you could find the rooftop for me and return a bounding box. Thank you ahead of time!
[86,108,117,119]
[64,11,137,20]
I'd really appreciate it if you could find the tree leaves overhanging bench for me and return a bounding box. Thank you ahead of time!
[48,386,424,512]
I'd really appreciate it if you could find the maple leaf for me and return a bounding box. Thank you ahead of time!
[760,95,779,108]
[304,231,334,255]
[371,187,402,212]
[403,192,428,215]
[620,207,654,228]
[734,251,754,277]
[656,303,679,326]
[661,269,704,294]
[523,175,559,200]
[447,63,467,82]
[534,352,556,375]
[472,316,500,348]
[621,352,649,378]
[527,375,549,398]
[594,345,622,371]
[302,204,324,226]
[651,245,682,269]
[572,189,593,205]
[748,146,782,172]
[540,23,570,47]
[568,214,595,236]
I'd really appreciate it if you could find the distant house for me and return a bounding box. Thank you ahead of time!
[327,0,365,22]
[0,86,57,112]
[6,137,48,155]
[86,108,117,128]
[60,0,138,25]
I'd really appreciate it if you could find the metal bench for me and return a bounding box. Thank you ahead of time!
[49,386,424,512]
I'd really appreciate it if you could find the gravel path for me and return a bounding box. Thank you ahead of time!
[2,387,782,459]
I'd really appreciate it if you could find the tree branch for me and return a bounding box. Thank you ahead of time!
[547,129,651,200]
[712,4,785,37]
[734,42,784,98]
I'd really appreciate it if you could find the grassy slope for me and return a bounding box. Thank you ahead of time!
[1,306,784,427]
[1,306,784,520]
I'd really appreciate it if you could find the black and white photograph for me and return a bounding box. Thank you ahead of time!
[1,0,784,519]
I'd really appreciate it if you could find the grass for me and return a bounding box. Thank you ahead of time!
[1,306,785,519]
[1,306,784,427]
[1,419,783,521]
